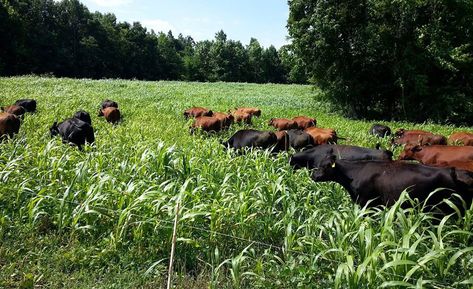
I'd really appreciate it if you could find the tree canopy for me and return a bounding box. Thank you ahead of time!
[0,0,307,84]
[288,0,473,125]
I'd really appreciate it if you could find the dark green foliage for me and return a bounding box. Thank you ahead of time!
[288,0,473,125]
[0,0,307,83]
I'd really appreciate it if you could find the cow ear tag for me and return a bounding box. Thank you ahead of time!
[331,163,336,168]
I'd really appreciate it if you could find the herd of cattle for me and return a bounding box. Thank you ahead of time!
[2,100,473,215]
[0,99,120,150]
[187,106,473,215]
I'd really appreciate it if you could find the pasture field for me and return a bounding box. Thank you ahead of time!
[1,76,473,288]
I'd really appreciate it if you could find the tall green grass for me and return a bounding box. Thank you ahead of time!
[1,76,472,288]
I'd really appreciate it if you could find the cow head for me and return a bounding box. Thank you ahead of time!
[311,153,337,182]
[268,118,274,126]
[50,121,59,137]
[98,109,104,117]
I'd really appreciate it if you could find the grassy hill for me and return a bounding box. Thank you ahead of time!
[1,76,472,288]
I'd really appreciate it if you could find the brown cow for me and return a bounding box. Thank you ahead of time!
[292,116,316,129]
[1,105,25,116]
[393,129,447,146]
[449,132,473,146]
[304,127,338,145]
[212,112,234,129]
[232,111,252,124]
[191,116,224,133]
[399,144,473,171]
[268,118,298,131]
[274,131,290,152]
[184,107,213,119]
[234,107,261,117]
[0,112,20,139]
[99,107,121,124]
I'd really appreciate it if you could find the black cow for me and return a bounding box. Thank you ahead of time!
[312,156,473,214]
[73,110,92,125]
[369,124,391,138]
[101,99,118,109]
[14,99,37,112]
[289,144,393,170]
[223,129,286,152]
[287,129,314,150]
[50,118,95,150]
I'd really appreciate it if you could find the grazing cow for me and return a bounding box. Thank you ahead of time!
[14,99,37,112]
[268,118,298,131]
[99,107,121,124]
[286,129,314,150]
[274,131,290,152]
[222,129,287,152]
[2,105,25,116]
[101,99,119,109]
[73,110,92,125]
[184,107,213,119]
[292,116,316,129]
[393,129,447,146]
[369,124,391,138]
[311,156,473,213]
[304,127,338,145]
[0,113,21,139]
[449,132,473,146]
[234,107,261,117]
[399,144,473,171]
[212,112,234,129]
[290,144,393,170]
[191,116,224,133]
[232,110,252,124]
[50,117,95,150]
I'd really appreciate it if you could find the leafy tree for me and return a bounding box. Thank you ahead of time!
[288,0,473,124]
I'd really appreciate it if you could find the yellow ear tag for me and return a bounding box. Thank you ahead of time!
[331,163,336,168]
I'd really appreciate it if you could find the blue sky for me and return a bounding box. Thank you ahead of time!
[80,0,290,48]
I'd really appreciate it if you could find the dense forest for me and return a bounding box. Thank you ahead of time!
[288,0,473,125]
[0,0,308,83]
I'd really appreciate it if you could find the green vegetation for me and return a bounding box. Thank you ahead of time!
[1,76,473,288]
[0,0,304,84]
[288,0,473,125]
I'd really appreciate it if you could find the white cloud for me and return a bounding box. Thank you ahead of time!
[88,0,132,7]
[141,19,176,34]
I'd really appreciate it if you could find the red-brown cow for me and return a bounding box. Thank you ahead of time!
[99,107,121,124]
[393,129,447,146]
[292,116,316,129]
[184,107,213,119]
[268,118,298,131]
[1,105,25,116]
[304,127,338,145]
[274,131,290,152]
[191,116,223,133]
[399,144,473,171]
[212,112,234,129]
[234,107,261,117]
[0,112,20,139]
[449,132,473,146]
[232,110,252,124]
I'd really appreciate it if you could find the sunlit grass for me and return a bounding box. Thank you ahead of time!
[1,76,472,288]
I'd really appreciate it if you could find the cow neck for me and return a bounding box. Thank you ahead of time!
[332,160,359,201]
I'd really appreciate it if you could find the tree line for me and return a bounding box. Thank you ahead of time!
[288,0,473,125]
[0,0,308,84]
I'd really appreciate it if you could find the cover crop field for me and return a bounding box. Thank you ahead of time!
[1,77,472,288]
